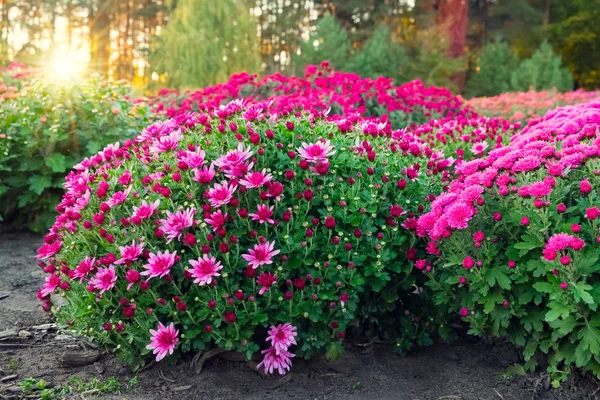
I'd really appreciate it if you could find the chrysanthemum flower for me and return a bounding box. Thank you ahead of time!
[90,265,117,294]
[159,208,195,242]
[256,271,277,295]
[40,274,61,297]
[527,181,552,198]
[207,181,237,208]
[214,144,253,175]
[257,346,294,375]
[240,169,273,189]
[192,163,215,184]
[249,204,275,224]
[445,201,476,229]
[132,199,160,220]
[297,140,335,163]
[73,256,96,282]
[204,210,227,231]
[141,250,177,280]
[266,323,297,354]
[106,187,132,207]
[188,255,223,286]
[146,322,179,362]
[242,242,280,269]
[115,240,144,264]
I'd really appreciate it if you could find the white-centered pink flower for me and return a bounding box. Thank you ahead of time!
[141,250,177,280]
[133,199,160,220]
[240,169,273,189]
[204,210,227,231]
[90,265,117,294]
[159,208,196,243]
[73,256,95,282]
[188,255,223,286]
[266,323,297,355]
[242,241,280,269]
[207,181,237,208]
[257,346,294,375]
[297,140,335,163]
[115,240,145,264]
[249,204,275,224]
[146,322,179,362]
[470,142,489,155]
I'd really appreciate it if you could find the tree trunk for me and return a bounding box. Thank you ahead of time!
[89,0,111,76]
[436,0,468,91]
[543,0,551,25]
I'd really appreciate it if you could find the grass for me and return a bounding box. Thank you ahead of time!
[17,376,139,399]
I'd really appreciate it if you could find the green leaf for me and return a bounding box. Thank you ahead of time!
[485,269,511,290]
[572,283,595,305]
[533,282,554,294]
[545,301,571,322]
[45,153,67,173]
[576,325,600,367]
[28,175,52,195]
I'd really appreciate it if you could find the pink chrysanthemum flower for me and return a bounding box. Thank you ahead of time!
[266,323,297,354]
[36,240,62,260]
[73,256,96,282]
[257,346,294,375]
[214,144,253,174]
[471,142,489,155]
[242,242,280,269]
[115,240,145,264]
[41,274,61,297]
[297,140,335,163]
[106,186,132,207]
[188,255,223,286]
[179,148,206,168]
[240,169,273,189]
[146,322,179,362]
[512,156,541,173]
[528,181,552,198]
[249,204,275,224]
[159,208,196,243]
[460,185,485,203]
[207,181,237,208]
[149,130,183,154]
[256,271,277,295]
[445,202,476,230]
[141,250,177,280]
[90,265,117,294]
[192,163,216,185]
[133,199,160,220]
[204,210,228,231]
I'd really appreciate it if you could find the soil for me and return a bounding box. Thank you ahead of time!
[1,233,599,400]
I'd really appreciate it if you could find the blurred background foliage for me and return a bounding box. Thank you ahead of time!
[0,0,597,94]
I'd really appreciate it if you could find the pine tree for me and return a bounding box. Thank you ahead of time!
[152,0,261,88]
[292,14,351,75]
[465,38,518,97]
[510,40,573,92]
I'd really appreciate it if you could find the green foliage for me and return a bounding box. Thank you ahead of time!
[510,41,573,92]
[152,0,261,89]
[293,15,352,75]
[465,38,519,98]
[0,76,151,231]
[346,25,410,82]
[18,376,137,399]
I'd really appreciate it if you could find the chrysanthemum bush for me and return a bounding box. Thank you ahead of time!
[36,101,452,372]
[148,62,474,130]
[417,100,600,386]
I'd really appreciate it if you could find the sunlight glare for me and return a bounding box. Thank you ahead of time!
[47,46,89,81]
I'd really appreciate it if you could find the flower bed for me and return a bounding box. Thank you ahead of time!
[148,63,473,130]
[417,100,600,387]
[36,101,459,371]
[465,89,600,124]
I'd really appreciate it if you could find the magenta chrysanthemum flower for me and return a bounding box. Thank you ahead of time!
[159,208,195,242]
[240,169,273,189]
[512,155,541,173]
[242,241,280,269]
[141,250,177,280]
[90,265,117,294]
[40,274,61,297]
[192,163,215,185]
[149,130,183,153]
[459,185,485,203]
[266,323,297,354]
[297,140,335,163]
[214,144,253,176]
[115,240,145,264]
[204,210,228,231]
[188,255,223,286]
[249,204,275,224]
[36,240,62,260]
[207,181,237,208]
[132,199,160,220]
[528,181,552,198]
[257,271,277,295]
[73,256,95,282]
[179,148,206,168]
[146,322,179,362]
[106,186,132,207]
[257,346,294,375]
[471,142,489,155]
[445,201,476,230]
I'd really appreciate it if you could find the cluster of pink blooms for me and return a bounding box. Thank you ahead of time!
[464,89,600,123]
[257,323,297,375]
[146,62,473,128]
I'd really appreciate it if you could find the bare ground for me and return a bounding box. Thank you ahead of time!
[1,232,599,400]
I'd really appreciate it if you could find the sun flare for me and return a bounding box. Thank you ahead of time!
[47,46,89,81]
